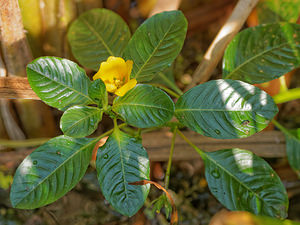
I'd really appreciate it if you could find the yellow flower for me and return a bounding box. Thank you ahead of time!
[93,56,137,96]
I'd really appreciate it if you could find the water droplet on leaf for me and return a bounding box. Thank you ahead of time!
[103,153,109,159]
[56,150,61,155]
[33,160,38,165]
[211,169,220,178]
[214,129,221,135]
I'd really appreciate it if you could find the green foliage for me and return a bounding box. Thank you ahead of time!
[124,10,187,82]
[223,23,300,84]
[10,136,96,209]
[68,8,131,71]
[13,7,300,222]
[285,128,300,178]
[27,57,94,111]
[113,84,175,128]
[202,148,288,218]
[145,66,183,96]
[60,106,103,138]
[151,194,172,219]
[96,129,150,216]
[257,0,300,24]
[175,79,278,139]
[88,79,108,108]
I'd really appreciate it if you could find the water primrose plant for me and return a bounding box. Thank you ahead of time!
[9,8,300,223]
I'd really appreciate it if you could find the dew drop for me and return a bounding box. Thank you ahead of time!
[33,160,38,165]
[214,129,221,135]
[211,169,220,178]
[103,153,109,159]
[56,150,61,155]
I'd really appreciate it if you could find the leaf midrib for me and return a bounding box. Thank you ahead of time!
[28,67,94,104]
[175,108,275,113]
[132,19,176,79]
[225,41,294,78]
[114,102,172,112]
[114,131,130,205]
[15,138,97,207]
[81,17,114,56]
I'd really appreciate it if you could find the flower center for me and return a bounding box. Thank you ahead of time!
[113,77,125,89]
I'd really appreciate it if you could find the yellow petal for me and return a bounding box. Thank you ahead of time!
[93,70,102,80]
[125,60,133,81]
[115,79,137,96]
[98,56,127,81]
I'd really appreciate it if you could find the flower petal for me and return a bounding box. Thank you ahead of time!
[99,56,127,81]
[115,79,137,96]
[125,60,133,81]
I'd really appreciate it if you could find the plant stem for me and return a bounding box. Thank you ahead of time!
[150,83,181,99]
[177,130,206,159]
[272,119,290,136]
[0,138,50,149]
[113,118,119,131]
[0,123,127,149]
[279,76,288,92]
[273,88,300,104]
[164,127,177,190]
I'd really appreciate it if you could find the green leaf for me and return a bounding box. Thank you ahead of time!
[68,8,131,71]
[223,23,300,84]
[96,129,150,217]
[10,136,96,209]
[27,57,94,111]
[60,106,103,138]
[175,79,278,139]
[202,148,288,218]
[146,66,183,96]
[257,0,300,24]
[285,128,300,178]
[113,84,175,128]
[88,79,108,108]
[124,10,187,82]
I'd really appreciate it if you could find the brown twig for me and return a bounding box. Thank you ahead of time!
[148,0,182,17]
[185,0,259,91]
[0,77,39,99]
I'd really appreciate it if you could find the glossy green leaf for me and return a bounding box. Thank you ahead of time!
[175,79,278,139]
[146,66,183,96]
[96,129,150,217]
[285,128,300,178]
[68,8,131,71]
[27,57,94,111]
[60,106,103,138]
[88,79,108,108]
[202,148,288,218]
[124,10,187,82]
[10,136,96,209]
[223,23,300,84]
[257,0,300,24]
[113,84,175,128]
